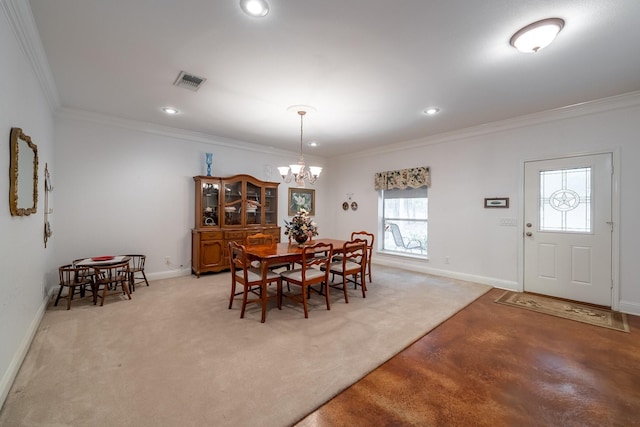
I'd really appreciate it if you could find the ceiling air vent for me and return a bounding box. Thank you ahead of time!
[173,71,206,91]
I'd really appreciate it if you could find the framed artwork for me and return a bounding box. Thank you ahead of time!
[288,188,315,216]
[484,197,509,208]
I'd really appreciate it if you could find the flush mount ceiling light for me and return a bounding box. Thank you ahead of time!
[162,107,179,115]
[278,107,322,187]
[423,108,440,115]
[239,0,269,17]
[510,18,565,53]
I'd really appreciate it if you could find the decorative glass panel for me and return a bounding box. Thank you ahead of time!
[539,167,591,233]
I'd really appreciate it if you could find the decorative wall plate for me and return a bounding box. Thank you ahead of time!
[342,202,349,210]
[351,201,358,211]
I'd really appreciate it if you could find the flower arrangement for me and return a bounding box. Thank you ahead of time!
[284,209,318,244]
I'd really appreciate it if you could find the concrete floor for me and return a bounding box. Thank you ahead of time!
[296,288,640,427]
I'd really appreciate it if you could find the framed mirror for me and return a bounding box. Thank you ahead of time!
[9,127,38,216]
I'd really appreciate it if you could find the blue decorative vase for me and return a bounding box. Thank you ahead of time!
[205,153,213,176]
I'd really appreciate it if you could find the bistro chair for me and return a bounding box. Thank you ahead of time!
[93,261,132,306]
[54,264,95,310]
[124,254,149,292]
[280,242,333,318]
[228,241,282,323]
[323,239,367,303]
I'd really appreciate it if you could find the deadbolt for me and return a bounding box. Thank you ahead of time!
[526,232,532,237]
[526,223,532,227]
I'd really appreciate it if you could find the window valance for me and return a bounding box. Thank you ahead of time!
[374,166,430,190]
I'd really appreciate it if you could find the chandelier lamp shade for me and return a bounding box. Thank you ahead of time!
[278,109,322,187]
[510,18,565,53]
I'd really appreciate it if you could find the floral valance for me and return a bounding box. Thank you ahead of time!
[374,166,430,190]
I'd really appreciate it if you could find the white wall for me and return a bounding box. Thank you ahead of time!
[53,111,329,280]
[325,95,640,314]
[0,1,55,407]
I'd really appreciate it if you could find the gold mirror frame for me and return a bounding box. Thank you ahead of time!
[9,127,38,216]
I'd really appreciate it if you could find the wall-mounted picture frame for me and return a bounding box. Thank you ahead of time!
[484,197,509,208]
[288,188,315,216]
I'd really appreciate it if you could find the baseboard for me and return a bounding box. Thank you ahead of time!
[0,290,51,411]
[372,256,519,290]
[619,300,640,316]
[146,267,192,281]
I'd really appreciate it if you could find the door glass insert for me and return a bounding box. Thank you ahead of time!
[539,167,591,233]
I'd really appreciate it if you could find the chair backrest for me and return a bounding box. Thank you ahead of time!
[387,223,406,248]
[229,241,251,284]
[93,261,130,284]
[59,264,90,285]
[300,242,333,284]
[351,230,373,258]
[342,239,367,269]
[124,254,146,271]
[245,232,274,247]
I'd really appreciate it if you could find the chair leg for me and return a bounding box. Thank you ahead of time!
[122,279,132,300]
[229,279,237,309]
[324,281,331,310]
[129,272,135,293]
[302,285,309,318]
[277,280,282,310]
[66,285,73,310]
[260,282,267,323]
[240,285,249,319]
[142,270,149,286]
[54,285,64,306]
[342,275,349,304]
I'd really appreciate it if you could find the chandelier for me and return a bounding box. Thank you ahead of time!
[277,109,322,187]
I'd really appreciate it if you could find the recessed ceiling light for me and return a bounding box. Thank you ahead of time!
[162,107,179,115]
[510,18,565,53]
[308,141,318,147]
[239,0,269,17]
[424,108,440,115]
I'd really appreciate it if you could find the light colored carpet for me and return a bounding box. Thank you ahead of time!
[495,291,630,332]
[0,266,490,427]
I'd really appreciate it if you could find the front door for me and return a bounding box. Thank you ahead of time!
[523,153,613,306]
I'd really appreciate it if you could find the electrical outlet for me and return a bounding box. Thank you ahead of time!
[444,256,450,264]
[165,256,170,264]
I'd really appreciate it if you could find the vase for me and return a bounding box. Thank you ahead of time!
[294,234,308,247]
[205,153,213,176]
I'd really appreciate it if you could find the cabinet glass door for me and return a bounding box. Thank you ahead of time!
[201,181,219,227]
[223,180,242,226]
[245,182,262,225]
[264,187,277,225]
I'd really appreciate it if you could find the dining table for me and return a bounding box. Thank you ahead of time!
[244,238,347,269]
[74,255,131,267]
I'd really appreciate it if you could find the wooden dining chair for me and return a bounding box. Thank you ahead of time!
[246,232,292,272]
[54,264,95,310]
[228,241,282,323]
[350,231,374,282]
[280,242,333,318]
[92,261,132,306]
[124,254,149,292]
[323,239,367,303]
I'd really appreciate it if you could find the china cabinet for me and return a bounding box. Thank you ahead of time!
[192,174,280,276]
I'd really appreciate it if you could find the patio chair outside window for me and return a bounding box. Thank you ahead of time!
[387,223,424,253]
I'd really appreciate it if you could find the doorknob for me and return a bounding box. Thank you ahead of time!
[526,223,532,227]
[526,232,532,237]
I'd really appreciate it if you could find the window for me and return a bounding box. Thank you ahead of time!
[380,187,428,256]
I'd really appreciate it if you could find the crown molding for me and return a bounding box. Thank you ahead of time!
[346,90,640,160]
[1,0,60,111]
[56,107,307,159]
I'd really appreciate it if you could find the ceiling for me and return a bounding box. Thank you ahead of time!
[28,0,640,158]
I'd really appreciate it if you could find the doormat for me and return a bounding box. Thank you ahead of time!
[495,291,630,333]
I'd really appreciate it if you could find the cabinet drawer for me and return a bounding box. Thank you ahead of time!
[201,231,224,241]
[225,231,246,240]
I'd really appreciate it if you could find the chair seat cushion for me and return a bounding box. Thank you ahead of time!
[327,261,361,274]
[236,268,280,283]
[281,268,325,282]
